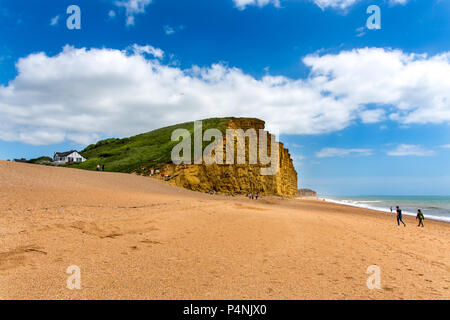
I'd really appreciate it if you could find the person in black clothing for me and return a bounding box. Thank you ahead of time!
[416,209,424,227]
[396,206,406,227]
[101,164,105,172]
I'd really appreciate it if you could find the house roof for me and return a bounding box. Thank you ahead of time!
[54,150,79,157]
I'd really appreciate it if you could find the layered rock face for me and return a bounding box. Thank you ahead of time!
[163,118,298,197]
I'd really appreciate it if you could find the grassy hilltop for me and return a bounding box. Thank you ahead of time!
[69,118,230,175]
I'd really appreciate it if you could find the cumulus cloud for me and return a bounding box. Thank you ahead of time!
[386,144,435,156]
[304,48,450,125]
[0,45,450,146]
[316,148,373,158]
[114,0,152,26]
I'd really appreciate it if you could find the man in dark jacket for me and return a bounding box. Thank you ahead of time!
[396,206,406,227]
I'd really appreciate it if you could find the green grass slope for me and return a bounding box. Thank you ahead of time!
[69,118,230,175]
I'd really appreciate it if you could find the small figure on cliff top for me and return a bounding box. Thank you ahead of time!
[416,209,424,227]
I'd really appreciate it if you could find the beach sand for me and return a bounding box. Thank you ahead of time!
[0,160,449,300]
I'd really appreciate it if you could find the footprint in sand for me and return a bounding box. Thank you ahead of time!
[0,245,47,271]
[140,239,162,245]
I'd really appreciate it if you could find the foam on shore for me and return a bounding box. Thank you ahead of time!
[321,197,450,223]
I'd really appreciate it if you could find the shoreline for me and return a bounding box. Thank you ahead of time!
[316,196,450,224]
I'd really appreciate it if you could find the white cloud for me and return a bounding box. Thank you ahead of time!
[67,133,100,146]
[356,26,365,37]
[108,10,116,18]
[114,0,152,26]
[129,44,164,59]
[386,144,435,156]
[304,48,450,125]
[50,15,60,26]
[163,25,186,35]
[288,143,303,149]
[0,45,354,145]
[441,144,450,149]
[359,109,385,123]
[164,25,175,35]
[233,0,410,10]
[389,0,409,5]
[292,153,306,162]
[313,0,358,10]
[0,46,450,146]
[163,25,186,36]
[313,0,410,10]
[316,148,373,158]
[233,0,280,10]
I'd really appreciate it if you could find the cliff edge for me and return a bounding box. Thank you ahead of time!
[164,118,298,197]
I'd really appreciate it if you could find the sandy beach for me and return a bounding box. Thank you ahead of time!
[0,160,449,300]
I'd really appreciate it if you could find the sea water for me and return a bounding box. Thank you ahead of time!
[322,196,450,223]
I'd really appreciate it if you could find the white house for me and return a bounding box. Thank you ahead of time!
[53,150,86,164]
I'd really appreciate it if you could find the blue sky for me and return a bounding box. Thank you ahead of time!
[0,0,449,195]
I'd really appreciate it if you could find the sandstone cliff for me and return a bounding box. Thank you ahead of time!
[163,118,298,197]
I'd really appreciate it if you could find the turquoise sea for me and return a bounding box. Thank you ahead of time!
[323,196,450,223]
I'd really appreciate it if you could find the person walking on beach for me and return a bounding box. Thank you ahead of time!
[390,206,393,213]
[96,164,100,171]
[255,192,259,200]
[101,164,105,172]
[396,206,406,227]
[416,209,424,227]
